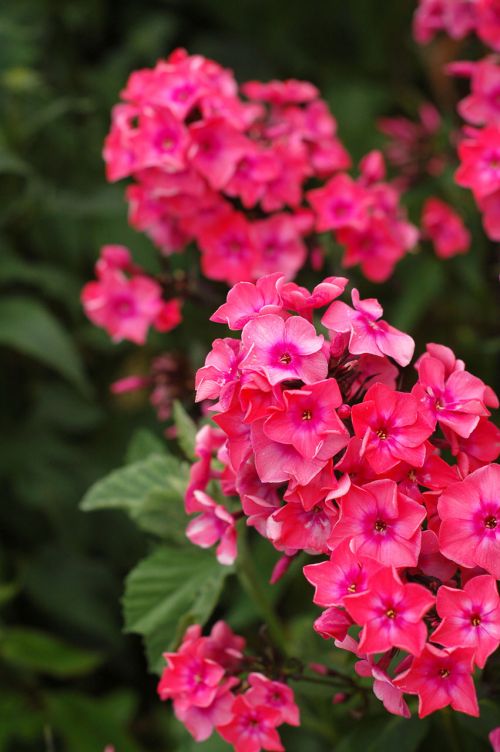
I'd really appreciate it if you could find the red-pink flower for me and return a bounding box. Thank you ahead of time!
[355,656,411,718]
[303,540,382,607]
[198,212,256,285]
[330,480,425,567]
[241,314,328,385]
[252,214,307,279]
[81,268,163,344]
[263,379,349,461]
[394,645,479,718]
[322,289,415,367]
[344,567,435,655]
[211,274,283,330]
[422,198,470,259]
[186,490,237,565]
[477,0,500,51]
[431,575,500,668]
[351,383,433,473]
[438,464,500,578]
[414,353,489,438]
[217,695,284,752]
[245,674,300,727]
[188,118,251,190]
[456,124,500,201]
[490,728,500,752]
[307,173,367,231]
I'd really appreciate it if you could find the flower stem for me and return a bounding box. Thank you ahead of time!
[236,523,287,651]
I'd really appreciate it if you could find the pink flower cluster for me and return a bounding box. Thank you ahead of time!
[447,56,500,240]
[102,48,418,284]
[414,4,500,241]
[158,621,299,751]
[413,0,500,49]
[81,245,181,344]
[306,152,418,282]
[186,272,500,720]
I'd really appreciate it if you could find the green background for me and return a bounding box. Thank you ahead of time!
[0,0,498,750]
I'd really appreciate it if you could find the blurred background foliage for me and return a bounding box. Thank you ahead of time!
[0,0,498,750]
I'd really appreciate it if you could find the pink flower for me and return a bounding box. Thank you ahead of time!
[307,173,367,231]
[477,0,500,51]
[322,289,415,367]
[186,490,237,565]
[175,679,237,741]
[452,57,500,126]
[158,640,225,710]
[344,567,435,655]
[195,338,242,409]
[422,198,470,259]
[81,268,163,344]
[263,380,349,460]
[198,212,256,285]
[330,480,425,568]
[252,214,307,279]
[431,575,500,668]
[210,274,284,330]
[313,606,353,641]
[246,674,300,726]
[268,500,338,554]
[355,656,411,718]
[241,314,328,385]
[394,645,479,718]
[438,464,500,578]
[456,124,500,201]
[303,540,382,607]
[351,383,434,473]
[490,728,500,752]
[217,695,284,752]
[414,353,489,438]
[188,118,251,190]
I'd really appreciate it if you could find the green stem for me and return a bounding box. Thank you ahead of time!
[236,524,287,650]
[440,707,462,752]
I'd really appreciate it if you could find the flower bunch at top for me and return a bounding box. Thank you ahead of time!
[413,3,500,241]
[158,620,299,751]
[103,48,418,284]
[81,244,181,344]
[185,271,500,720]
[413,0,500,49]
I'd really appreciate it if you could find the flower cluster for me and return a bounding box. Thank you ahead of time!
[186,272,500,720]
[413,0,500,49]
[414,5,500,241]
[81,245,181,344]
[306,152,418,282]
[158,621,299,751]
[101,48,419,284]
[103,48,349,284]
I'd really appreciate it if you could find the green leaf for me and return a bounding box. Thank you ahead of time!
[0,627,103,677]
[126,428,166,464]
[123,545,232,672]
[0,296,89,392]
[81,453,189,541]
[172,400,197,460]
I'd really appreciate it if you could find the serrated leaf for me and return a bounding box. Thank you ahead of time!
[0,627,103,677]
[172,401,197,460]
[123,546,232,673]
[0,296,89,393]
[81,453,188,515]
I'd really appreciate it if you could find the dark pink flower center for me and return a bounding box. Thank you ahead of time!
[279,352,292,364]
[302,409,313,421]
[376,427,388,440]
[439,668,450,679]
[484,515,497,529]
[471,614,482,627]
[374,519,387,533]
[385,608,397,619]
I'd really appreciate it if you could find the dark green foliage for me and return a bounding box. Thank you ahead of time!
[0,0,498,750]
